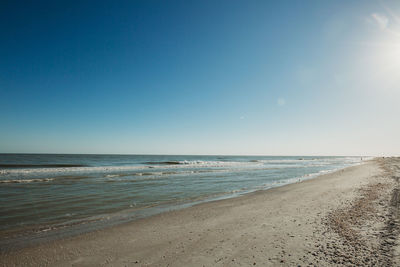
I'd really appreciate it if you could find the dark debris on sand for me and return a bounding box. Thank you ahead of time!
[314,158,400,266]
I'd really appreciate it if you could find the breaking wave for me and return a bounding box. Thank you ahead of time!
[0,178,54,183]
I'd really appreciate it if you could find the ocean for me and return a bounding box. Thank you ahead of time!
[0,154,364,249]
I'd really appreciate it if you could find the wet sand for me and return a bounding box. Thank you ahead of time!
[1,157,400,266]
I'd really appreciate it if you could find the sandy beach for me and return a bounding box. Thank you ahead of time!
[1,157,400,266]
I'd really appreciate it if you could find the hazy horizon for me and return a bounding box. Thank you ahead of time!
[1,0,399,156]
[0,152,376,157]
[0,151,381,159]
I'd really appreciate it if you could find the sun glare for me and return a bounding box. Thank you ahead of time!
[363,7,400,89]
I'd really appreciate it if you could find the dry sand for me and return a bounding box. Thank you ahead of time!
[1,157,400,266]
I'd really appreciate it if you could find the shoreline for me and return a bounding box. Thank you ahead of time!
[2,157,400,266]
[0,162,361,252]
[0,159,360,253]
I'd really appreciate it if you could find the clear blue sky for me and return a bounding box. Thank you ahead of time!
[1,0,399,155]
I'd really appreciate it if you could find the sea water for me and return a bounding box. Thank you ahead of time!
[0,154,365,248]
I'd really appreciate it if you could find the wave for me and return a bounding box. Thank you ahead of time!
[0,160,244,177]
[0,164,88,168]
[104,170,212,179]
[0,178,54,183]
[144,161,181,165]
[0,158,362,179]
[143,160,206,165]
[105,172,166,178]
[0,165,148,176]
[144,160,250,167]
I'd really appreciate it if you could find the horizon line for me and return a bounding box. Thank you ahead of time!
[0,152,378,157]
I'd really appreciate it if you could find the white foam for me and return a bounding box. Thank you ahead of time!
[0,178,54,183]
[0,161,254,177]
[0,165,147,177]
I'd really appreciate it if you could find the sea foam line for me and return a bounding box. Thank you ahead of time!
[0,178,54,183]
[0,160,257,176]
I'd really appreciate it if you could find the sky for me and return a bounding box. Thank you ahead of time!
[1,0,399,156]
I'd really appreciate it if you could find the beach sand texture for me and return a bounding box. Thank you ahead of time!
[1,157,400,266]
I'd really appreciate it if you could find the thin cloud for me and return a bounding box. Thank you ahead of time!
[382,3,400,25]
[371,13,389,30]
